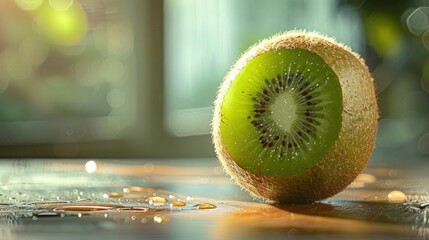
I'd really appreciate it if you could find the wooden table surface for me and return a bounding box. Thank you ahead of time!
[0,159,428,240]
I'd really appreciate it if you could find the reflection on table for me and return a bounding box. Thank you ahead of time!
[0,159,428,240]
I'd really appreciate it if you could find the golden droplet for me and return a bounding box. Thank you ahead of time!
[147,196,166,203]
[127,187,147,192]
[388,190,407,203]
[195,203,217,209]
[53,204,121,212]
[172,201,186,207]
[108,192,124,198]
[355,173,376,184]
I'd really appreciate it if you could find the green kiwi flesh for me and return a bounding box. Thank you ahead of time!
[220,48,343,176]
[212,31,378,203]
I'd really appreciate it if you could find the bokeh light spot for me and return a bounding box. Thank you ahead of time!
[418,133,429,154]
[15,0,43,11]
[406,7,429,36]
[3,46,32,81]
[93,21,134,58]
[36,1,88,46]
[49,0,73,11]
[423,30,429,50]
[153,216,163,223]
[107,89,126,108]
[85,160,97,173]
[366,14,401,57]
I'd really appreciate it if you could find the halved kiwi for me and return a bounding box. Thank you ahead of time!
[212,31,378,203]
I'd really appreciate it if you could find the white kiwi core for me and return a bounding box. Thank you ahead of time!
[270,91,297,132]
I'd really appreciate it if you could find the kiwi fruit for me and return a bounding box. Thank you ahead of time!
[212,31,378,203]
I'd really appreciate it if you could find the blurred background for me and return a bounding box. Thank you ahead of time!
[0,0,428,163]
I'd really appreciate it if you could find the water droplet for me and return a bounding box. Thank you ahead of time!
[172,201,186,207]
[388,190,407,203]
[36,212,62,217]
[117,207,149,213]
[53,204,122,212]
[195,203,217,209]
[30,200,71,206]
[108,192,124,198]
[356,173,376,184]
[127,186,149,192]
[147,196,166,204]
[141,218,148,224]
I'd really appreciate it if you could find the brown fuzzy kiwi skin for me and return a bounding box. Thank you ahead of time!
[212,30,378,203]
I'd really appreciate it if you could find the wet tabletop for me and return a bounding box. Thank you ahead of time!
[0,159,429,240]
